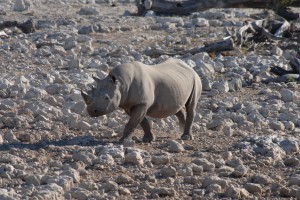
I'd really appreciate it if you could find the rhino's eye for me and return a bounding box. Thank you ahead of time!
[104,94,110,100]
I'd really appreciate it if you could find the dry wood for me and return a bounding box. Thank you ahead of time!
[0,19,35,33]
[137,0,300,16]
[144,38,235,57]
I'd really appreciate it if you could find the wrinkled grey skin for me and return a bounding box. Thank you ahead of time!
[81,58,202,143]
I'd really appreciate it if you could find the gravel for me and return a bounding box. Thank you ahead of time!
[0,1,299,199]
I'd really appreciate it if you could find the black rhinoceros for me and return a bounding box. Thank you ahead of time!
[81,58,202,143]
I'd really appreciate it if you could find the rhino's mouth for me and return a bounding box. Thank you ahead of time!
[87,107,107,117]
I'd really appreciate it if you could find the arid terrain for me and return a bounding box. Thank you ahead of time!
[0,0,300,199]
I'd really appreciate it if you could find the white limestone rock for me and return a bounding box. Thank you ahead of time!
[212,81,229,93]
[281,89,295,102]
[70,187,91,200]
[13,0,30,12]
[96,145,125,160]
[244,183,262,194]
[195,60,215,79]
[101,180,119,193]
[166,140,185,153]
[192,18,209,27]
[202,176,229,189]
[192,158,215,172]
[160,166,177,178]
[25,174,41,186]
[125,151,144,165]
[288,175,300,187]
[93,154,115,166]
[252,174,272,185]
[79,7,99,15]
[279,139,299,153]
[115,174,134,185]
[60,167,80,183]
[151,154,171,165]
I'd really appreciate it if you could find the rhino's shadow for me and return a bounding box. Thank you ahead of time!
[0,136,113,151]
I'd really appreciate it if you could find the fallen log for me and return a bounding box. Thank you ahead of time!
[137,0,300,16]
[265,58,300,83]
[232,12,300,48]
[144,38,235,58]
[262,74,300,83]
[0,19,35,33]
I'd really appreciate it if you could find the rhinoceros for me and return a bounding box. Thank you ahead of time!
[81,58,202,143]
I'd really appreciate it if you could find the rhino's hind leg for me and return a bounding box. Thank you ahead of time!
[181,88,198,140]
[181,107,195,140]
[175,109,186,133]
[141,117,155,143]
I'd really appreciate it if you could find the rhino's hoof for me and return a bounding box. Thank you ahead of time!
[181,134,193,140]
[142,135,155,143]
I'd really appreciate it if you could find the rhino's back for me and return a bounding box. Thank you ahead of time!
[113,58,201,118]
[149,59,201,117]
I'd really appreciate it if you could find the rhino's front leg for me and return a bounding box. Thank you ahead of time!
[119,105,147,144]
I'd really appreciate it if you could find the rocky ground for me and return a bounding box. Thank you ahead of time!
[0,0,300,199]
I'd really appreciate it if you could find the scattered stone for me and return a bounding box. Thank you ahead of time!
[252,174,272,185]
[93,154,115,167]
[202,176,229,189]
[284,157,300,167]
[166,140,185,153]
[226,157,243,168]
[60,168,80,183]
[79,7,99,15]
[3,130,18,143]
[71,187,91,200]
[244,183,263,194]
[14,0,29,12]
[207,183,222,193]
[281,89,295,102]
[212,81,229,93]
[288,175,300,187]
[124,151,144,165]
[232,165,249,178]
[191,163,203,175]
[25,174,41,186]
[279,139,299,153]
[193,18,209,27]
[78,25,96,35]
[225,186,241,199]
[192,158,215,172]
[151,154,171,165]
[296,189,300,199]
[151,187,177,197]
[269,120,285,131]
[115,174,134,184]
[177,166,193,176]
[101,180,119,193]
[160,166,177,178]
[119,187,131,196]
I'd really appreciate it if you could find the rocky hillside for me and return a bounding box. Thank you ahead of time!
[0,0,299,199]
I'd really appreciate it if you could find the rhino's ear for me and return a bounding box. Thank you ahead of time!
[81,90,92,105]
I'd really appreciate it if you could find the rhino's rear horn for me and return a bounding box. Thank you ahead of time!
[81,90,92,105]
[92,75,101,82]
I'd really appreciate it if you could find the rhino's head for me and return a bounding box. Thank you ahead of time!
[81,74,121,117]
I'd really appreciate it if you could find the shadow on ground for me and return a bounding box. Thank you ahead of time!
[0,136,114,151]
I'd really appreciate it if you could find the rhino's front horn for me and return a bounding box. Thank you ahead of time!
[92,75,101,83]
[81,90,92,105]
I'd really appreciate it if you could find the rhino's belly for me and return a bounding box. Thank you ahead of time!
[146,102,184,118]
